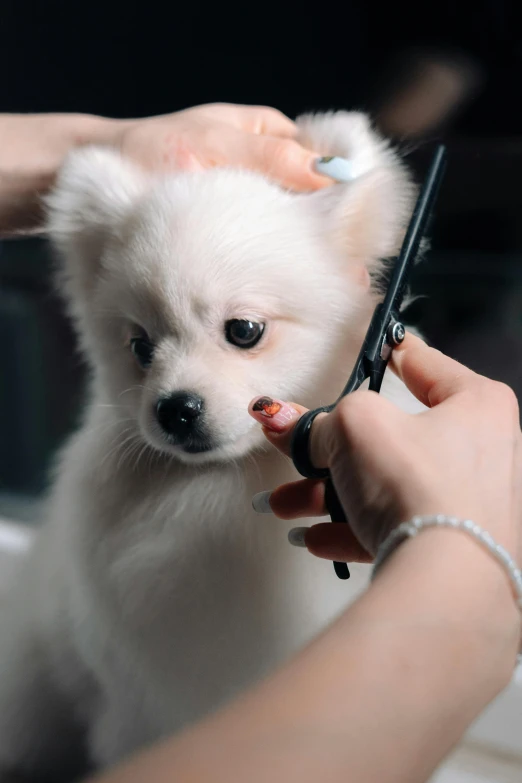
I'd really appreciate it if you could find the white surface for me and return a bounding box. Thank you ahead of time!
[434,772,497,783]
[465,668,522,756]
[434,770,512,783]
[432,744,522,783]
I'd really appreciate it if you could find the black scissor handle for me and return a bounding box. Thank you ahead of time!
[291,408,331,480]
[291,408,351,579]
[324,480,351,580]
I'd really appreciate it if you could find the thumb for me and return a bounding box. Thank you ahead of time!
[391,331,478,407]
[235,134,332,192]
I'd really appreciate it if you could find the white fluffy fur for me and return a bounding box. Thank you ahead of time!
[0,112,424,779]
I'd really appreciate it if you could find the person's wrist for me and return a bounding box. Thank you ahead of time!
[1,113,125,235]
[35,114,121,196]
[66,113,124,153]
[373,482,518,556]
[371,525,521,689]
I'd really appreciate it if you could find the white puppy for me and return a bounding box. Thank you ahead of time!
[0,112,424,780]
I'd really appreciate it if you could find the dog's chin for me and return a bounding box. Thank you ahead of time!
[142,428,264,466]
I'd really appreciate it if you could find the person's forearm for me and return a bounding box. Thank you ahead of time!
[0,113,118,235]
[91,528,520,783]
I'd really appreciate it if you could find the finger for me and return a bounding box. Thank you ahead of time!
[390,331,480,407]
[302,522,373,563]
[248,397,308,456]
[308,391,409,471]
[266,479,327,520]
[236,134,332,191]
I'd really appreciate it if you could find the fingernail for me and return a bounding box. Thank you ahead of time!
[313,156,357,183]
[249,397,299,433]
[252,491,273,514]
[288,527,309,548]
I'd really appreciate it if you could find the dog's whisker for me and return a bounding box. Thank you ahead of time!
[118,385,147,399]
[99,437,133,470]
[246,451,263,487]
[146,445,161,476]
[88,417,135,437]
[133,442,152,474]
[129,440,146,473]
[83,418,133,438]
[86,416,136,435]
[115,443,135,473]
[115,436,143,472]
[100,429,139,471]
[119,433,155,474]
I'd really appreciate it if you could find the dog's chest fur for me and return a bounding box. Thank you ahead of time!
[42,411,367,763]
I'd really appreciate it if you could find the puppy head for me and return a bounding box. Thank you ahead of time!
[46,113,414,464]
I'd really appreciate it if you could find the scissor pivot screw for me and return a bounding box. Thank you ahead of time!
[388,321,405,345]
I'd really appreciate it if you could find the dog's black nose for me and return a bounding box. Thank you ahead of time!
[156,392,204,440]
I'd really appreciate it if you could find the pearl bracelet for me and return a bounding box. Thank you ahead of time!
[372,515,522,664]
[372,515,522,607]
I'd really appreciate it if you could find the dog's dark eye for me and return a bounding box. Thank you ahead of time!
[130,332,155,369]
[225,319,265,349]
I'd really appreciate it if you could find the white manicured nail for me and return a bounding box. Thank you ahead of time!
[252,491,273,514]
[288,527,308,548]
[314,156,357,182]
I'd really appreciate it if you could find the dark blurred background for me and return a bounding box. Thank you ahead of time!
[2,0,522,519]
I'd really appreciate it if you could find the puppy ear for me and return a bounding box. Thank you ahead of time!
[297,112,416,275]
[45,146,149,294]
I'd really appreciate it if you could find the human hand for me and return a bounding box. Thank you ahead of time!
[248,333,522,562]
[109,102,330,191]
